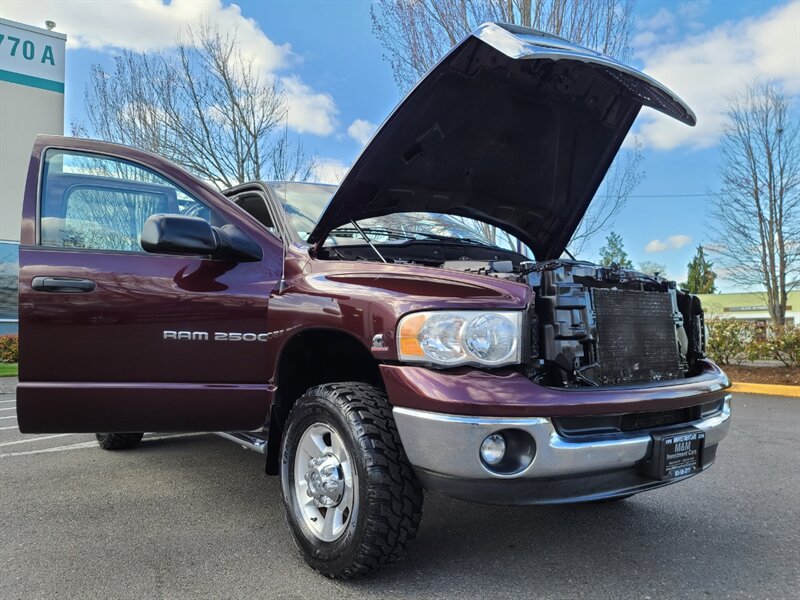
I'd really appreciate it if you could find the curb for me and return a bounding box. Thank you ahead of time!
[730,382,800,397]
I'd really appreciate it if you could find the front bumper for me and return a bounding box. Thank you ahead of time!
[392,395,731,505]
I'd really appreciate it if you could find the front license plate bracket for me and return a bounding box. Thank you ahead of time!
[639,427,705,481]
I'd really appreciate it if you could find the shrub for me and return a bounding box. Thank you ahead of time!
[763,324,800,367]
[0,334,18,363]
[705,318,800,367]
[705,317,756,365]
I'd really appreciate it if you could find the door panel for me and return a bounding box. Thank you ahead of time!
[18,136,282,433]
[17,382,271,433]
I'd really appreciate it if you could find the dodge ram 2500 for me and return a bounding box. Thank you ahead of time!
[16,23,730,578]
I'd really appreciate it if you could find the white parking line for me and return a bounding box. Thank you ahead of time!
[0,434,73,447]
[0,416,18,420]
[0,432,206,458]
[0,400,15,404]
[0,425,19,430]
[0,407,17,411]
[1,440,99,458]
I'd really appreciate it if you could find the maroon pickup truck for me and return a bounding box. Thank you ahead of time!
[17,23,730,578]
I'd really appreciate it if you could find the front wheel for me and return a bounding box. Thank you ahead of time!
[280,382,423,579]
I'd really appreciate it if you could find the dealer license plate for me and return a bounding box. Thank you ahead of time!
[643,428,705,481]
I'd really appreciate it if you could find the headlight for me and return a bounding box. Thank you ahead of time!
[397,310,522,367]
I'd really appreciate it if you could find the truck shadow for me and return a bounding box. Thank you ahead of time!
[132,434,751,597]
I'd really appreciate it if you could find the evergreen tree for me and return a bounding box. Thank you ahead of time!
[682,245,717,293]
[599,232,633,268]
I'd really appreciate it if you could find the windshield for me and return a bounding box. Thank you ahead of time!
[268,182,498,247]
[269,182,336,238]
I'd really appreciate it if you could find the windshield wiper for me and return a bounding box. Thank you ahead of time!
[329,226,418,241]
[330,226,500,250]
[407,231,501,249]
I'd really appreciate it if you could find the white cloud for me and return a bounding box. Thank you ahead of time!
[637,7,676,33]
[633,1,709,45]
[677,0,711,23]
[0,0,289,69]
[281,76,338,136]
[311,158,349,185]
[645,240,668,252]
[347,119,377,145]
[633,0,800,150]
[0,0,339,137]
[646,234,692,253]
[631,31,658,49]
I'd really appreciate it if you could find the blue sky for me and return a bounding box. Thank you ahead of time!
[2,0,798,290]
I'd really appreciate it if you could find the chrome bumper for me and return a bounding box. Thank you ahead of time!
[393,395,731,502]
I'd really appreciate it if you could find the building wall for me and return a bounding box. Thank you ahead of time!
[0,18,65,334]
[0,81,65,239]
[696,291,800,326]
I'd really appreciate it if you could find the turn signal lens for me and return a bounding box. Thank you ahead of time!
[398,313,426,357]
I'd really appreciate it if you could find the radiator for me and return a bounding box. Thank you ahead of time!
[592,288,682,386]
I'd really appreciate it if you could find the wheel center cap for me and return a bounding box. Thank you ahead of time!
[305,454,344,507]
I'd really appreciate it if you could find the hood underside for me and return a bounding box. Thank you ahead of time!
[307,23,695,259]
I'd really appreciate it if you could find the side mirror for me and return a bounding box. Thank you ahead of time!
[141,214,218,257]
[140,214,263,262]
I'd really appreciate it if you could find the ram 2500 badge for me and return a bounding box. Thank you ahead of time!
[16,23,730,578]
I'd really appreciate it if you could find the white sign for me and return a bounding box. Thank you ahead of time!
[0,18,65,92]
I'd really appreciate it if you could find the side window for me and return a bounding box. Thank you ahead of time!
[40,149,216,252]
[232,193,279,238]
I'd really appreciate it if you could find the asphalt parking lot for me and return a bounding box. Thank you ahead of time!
[1,382,798,600]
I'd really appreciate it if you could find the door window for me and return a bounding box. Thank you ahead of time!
[40,149,215,252]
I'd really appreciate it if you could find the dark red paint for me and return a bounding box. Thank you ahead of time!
[17,135,729,434]
[381,360,730,418]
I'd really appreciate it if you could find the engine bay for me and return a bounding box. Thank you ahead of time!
[436,256,706,387]
[318,242,707,388]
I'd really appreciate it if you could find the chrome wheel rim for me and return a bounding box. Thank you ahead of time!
[293,422,356,542]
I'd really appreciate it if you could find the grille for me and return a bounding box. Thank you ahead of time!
[554,399,724,438]
[592,288,682,386]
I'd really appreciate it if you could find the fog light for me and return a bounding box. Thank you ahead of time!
[480,433,506,466]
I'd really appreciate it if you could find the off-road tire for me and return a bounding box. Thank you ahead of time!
[280,382,423,579]
[95,432,144,450]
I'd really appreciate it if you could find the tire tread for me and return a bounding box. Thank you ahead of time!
[95,432,144,450]
[285,382,423,579]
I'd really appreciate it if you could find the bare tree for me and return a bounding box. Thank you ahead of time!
[372,0,635,92]
[638,260,667,277]
[712,83,800,325]
[75,22,314,189]
[371,0,641,256]
[450,216,529,254]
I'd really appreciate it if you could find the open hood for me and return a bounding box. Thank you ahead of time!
[308,23,695,259]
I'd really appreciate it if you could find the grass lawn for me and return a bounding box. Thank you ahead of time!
[0,363,18,377]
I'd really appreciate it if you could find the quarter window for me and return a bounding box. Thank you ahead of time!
[40,150,215,252]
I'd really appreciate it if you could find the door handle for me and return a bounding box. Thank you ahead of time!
[32,276,96,293]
